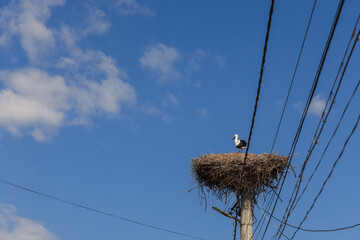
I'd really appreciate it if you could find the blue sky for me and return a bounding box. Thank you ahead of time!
[0,0,359,239]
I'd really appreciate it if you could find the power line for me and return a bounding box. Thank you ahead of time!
[255,203,291,240]
[273,1,346,238]
[285,28,360,218]
[276,23,360,238]
[270,0,318,154]
[244,0,275,165]
[0,178,207,240]
[276,18,359,218]
[289,112,360,239]
[261,1,346,239]
[254,194,276,239]
[289,15,360,214]
[293,14,360,209]
[293,78,360,211]
[256,1,318,237]
[256,202,360,233]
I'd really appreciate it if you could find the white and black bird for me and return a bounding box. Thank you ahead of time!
[232,134,247,153]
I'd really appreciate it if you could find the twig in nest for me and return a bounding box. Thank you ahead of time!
[188,184,202,192]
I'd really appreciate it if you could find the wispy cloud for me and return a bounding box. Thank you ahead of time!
[82,7,111,35]
[309,94,326,116]
[0,50,136,141]
[140,43,181,83]
[198,107,209,118]
[292,101,303,113]
[0,203,58,240]
[162,93,179,106]
[292,95,326,117]
[116,0,155,16]
[0,0,65,61]
[214,54,229,69]
[276,100,283,109]
[140,101,162,116]
[0,68,69,138]
[0,0,140,141]
[140,101,172,122]
[56,49,137,124]
[188,49,207,70]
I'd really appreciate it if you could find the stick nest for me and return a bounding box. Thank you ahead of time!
[191,153,289,198]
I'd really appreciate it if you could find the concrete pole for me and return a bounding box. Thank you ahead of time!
[240,190,253,240]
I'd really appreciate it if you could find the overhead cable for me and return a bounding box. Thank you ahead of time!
[289,112,360,239]
[0,179,207,240]
[244,0,275,165]
[270,0,318,154]
[261,0,346,239]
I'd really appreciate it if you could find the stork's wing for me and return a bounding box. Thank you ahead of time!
[238,140,247,148]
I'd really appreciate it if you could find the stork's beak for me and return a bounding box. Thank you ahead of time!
[232,136,235,140]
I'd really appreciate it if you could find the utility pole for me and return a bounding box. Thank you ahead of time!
[240,190,253,240]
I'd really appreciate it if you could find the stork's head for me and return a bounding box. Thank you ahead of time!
[232,134,238,140]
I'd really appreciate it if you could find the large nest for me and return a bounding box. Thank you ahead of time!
[191,153,289,199]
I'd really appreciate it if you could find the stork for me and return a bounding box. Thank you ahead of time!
[232,134,247,153]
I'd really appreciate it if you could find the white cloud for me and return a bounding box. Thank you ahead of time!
[57,49,136,119]
[188,49,207,70]
[198,107,209,118]
[214,54,228,69]
[0,0,65,61]
[309,94,326,116]
[162,93,179,106]
[0,68,70,110]
[0,51,136,141]
[140,101,173,122]
[83,8,111,35]
[0,90,65,136]
[140,102,161,116]
[116,0,155,16]
[57,8,110,50]
[75,77,135,116]
[0,4,18,46]
[0,203,58,240]
[0,68,69,136]
[140,43,180,83]
[31,128,48,142]
[0,1,137,141]
[161,114,172,122]
[58,25,78,50]
[292,101,303,113]
[194,81,202,88]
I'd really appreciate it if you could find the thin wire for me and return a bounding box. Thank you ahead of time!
[286,28,360,216]
[256,202,360,233]
[270,0,318,154]
[276,26,360,237]
[299,14,360,163]
[289,15,360,211]
[0,179,207,240]
[261,1,346,238]
[293,78,360,210]
[288,15,360,214]
[244,0,275,165]
[290,113,360,239]
[257,0,317,236]
[254,194,275,238]
[273,1,346,238]
[255,203,291,240]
